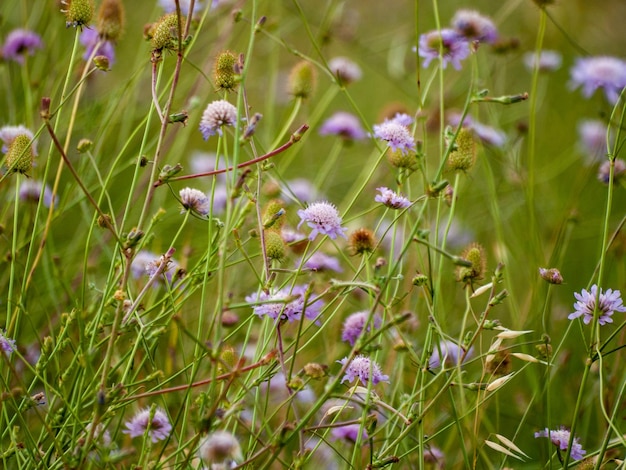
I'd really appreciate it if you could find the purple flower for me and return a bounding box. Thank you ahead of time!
[123,407,172,443]
[283,178,320,203]
[523,50,562,72]
[429,340,473,369]
[451,10,498,44]
[569,284,626,325]
[388,113,414,127]
[199,100,238,140]
[198,430,242,467]
[570,56,626,104]
[2,29,42,64]
[578,119,609,163]
[179,187,210,215]
[375,187,411,209]
[372,121,416,155]
[328,57,362,84]
[598,159,626,185]
[299,252,343,272]
[319,112,366,140]
[331,424,368,443]
[0,125,37,155]
[19,180,55,208]
[0,330,16,355]
[338,355,389,386]
[418,29,470,70]
[448,113,506,148]
[297,201,347,240]
[245,285,324,323]
[131,250,180,284]
[79,28,115,65]
[341,311,382,346]
[535,427,586,461]
[158,0,205,15]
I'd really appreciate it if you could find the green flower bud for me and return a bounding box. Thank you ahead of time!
[448,128,477,171]
[288,61,317,99]
[6,134,34,175]
[214,50,238,91]
[64,0,94,28]
[264,230,285,261]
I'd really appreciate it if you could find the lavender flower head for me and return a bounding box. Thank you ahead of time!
[523,50,562,72]
[283,178,320,203]
[198,430,243,467]
[123,407,172,443]
[388,112,414,127]
[598,159,626,185]
[158,0,204,15]
[578,119,609,163]
[0,330,17,356]
[199,100,237,140]
[0,125,37,155]
[297,201,347,240]
[328,56,362,84]
[535,427,586,461]
[130,250,180,284]
[245,285,324,323]
[338,355,389,386]
[179,187,210,216]
[429,340,473,369]
[451,10,498,44]
[570,56,626,104]
[19,180,55,208]
[418,29,470,70]
[569,284,626,325]
[375,187,411,209]
[331,424,368,443]
[341,311,382,346]
[299,252,343,272]
[79,28,115,65]
[2,29,43,64]
[372,120,416,155]
[319,112,366,140]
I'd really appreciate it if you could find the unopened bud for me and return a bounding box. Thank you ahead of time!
[288,61,317,99]
[6,134,34,175]
[264,230,285,261]
[77,138,93,153]
[97,0,125,41]
[539,267,563,284]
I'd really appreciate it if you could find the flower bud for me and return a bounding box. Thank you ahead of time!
[288,61,317,99]
[6,134,34,174]
[264,230,285,261]
[447,128,477,171]
[76,138,93,153]
[97,0,125,42]
[539,267,563,284]
[214,50,238,91]
[64,0,94,28]
[456,242,487,283]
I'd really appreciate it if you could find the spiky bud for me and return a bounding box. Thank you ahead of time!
[214,51,238,91]
[97,0,125,41]
[262,199,286,230]
[6,134,34,175]
[412,273,429,286]
[448,128,477,171]
[349,228,377,256]
[64,0,94,28]
[150,14,179,52]
[288,61,317,99]
[264,230,285,261]
[456,242,487,283]
[387,148,419,170]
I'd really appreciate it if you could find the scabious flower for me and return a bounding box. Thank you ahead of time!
[372,121,416,155]
[245,285,324,323]
[283,178,320,203]
[0,125,37,155]
[198,430,243,468]
[0,330,17,356]
[429,340,473,369]
[375,187,411,209]
[387,112,414,127]
[418,29,470,70]
[199,100,238,140]
[297,201,347,240]
[131,250,181,284]
[158,0,204,15]
[19,180,55,208]
[79,28,115,65]
[598,159,626,185]
[299,252,343,272]
[338,355,389,386]
[578,119,609,163]
[535,427,586,461]
[123,407,172,443]
[451,9,498,44]
[2,29,43,64]
[523,50,562,72]
[328,56,362,84]
[341,311,382,346]
[319,112,366,140]
[569,284,626,325]
[179,187,210,216]
[331,424,368,443]
[570,56,626,104]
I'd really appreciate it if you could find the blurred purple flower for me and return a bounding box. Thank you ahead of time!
[578,119,608,163]
[246,285,324,323]
[429,340,473,369]
[570,56,626,104]
[328,56,362,84]
[319,112,366,140]
[451,10,498,44]
[179,187,210,215]
[535,427,586,461]
[2,29,42,64]
[375,187,411,209]
[199,100,237,140]
[19,180,55,208]
[372,121,416,155]
[299,252,343,272]
[418,29,470,70]
[283,178,320,203]
[388,113,414,127]
[341,311,382,346]
[523,50,562,72]
[131,250,181,284]
[331,424,368,443]
[569,284,626,325]
[79,28,115,65]
[0,125,37,155]
[297,201,347,240]
[158,0,204,15]
[0,330,16,355]
[338,355,389,386]
[123,407,172,443]
[598,159,626,185]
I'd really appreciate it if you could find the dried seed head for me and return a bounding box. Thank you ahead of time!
[448,128,477,171]
[97,0,125,41]
[456,242,487,283]
[150,13,179,51]
[288,60,317,99]
[214,50,238,91]
[6,134,34,175]
[264,230,285,261]
[485,347,511,376]
[349,228,377,256]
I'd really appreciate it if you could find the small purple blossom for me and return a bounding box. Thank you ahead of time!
[372,121,416,155]
[429,340,473,369]
[0,330,16,355]
[179,187,210,216]
[535,427,586,461]
[19,180,55,208]
[79,28,115,65]
[570,56,626,104]
[245,285,324,323]
[297,201,347,240]
[319,112,366,140]
[598,159,626,185]
[388,113,414,127]
[2,29,43,64]
[341,311,382,346]
[299,252,343,272]
[328,56,362,84]
[331,424,368,443]
[123,407,172,443]
[578,119,609,163]
[131,250,180,284]
[158,0,204,15]
[523,50,562,72]
[199,100,238,140]
[338,355,389,386]
[0,125,37,155]
[375,187,411,209]
[418,29,470,70]
[451,10,498,44]
[569,284,626,325]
